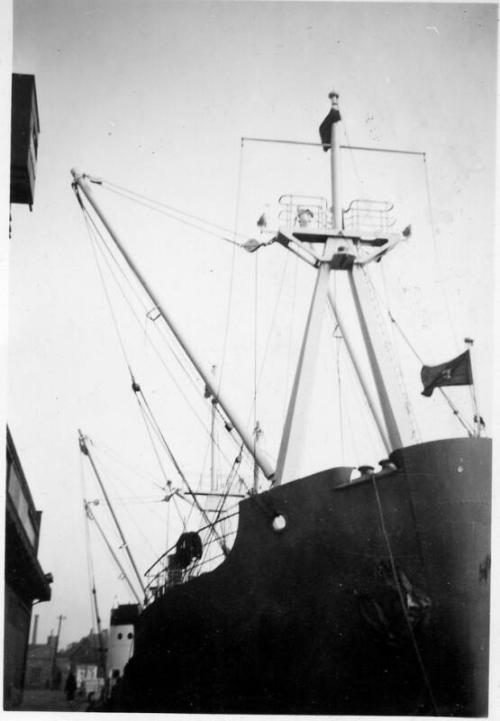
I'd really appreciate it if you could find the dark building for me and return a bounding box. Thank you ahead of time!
[10,73,40,208]
[5,71,49,709]
[4,427,52,708]
[62,630,108,695]
[24,634,58,690]
[64,629,109,670]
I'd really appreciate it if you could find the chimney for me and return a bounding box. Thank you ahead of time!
[31,614,39,645]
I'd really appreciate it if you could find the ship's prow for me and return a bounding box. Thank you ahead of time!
[118,436,491,715]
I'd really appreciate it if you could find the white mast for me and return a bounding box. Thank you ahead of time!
[275,92,341,484]
[84,499,143,607]
[325,91,417,451]
[274,244,335,484]
[329,91,341,226]
[79,429,146,598]
[72,169,275,481]
[274,91,416,484]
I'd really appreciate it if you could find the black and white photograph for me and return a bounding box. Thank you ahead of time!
[3,0,496,716]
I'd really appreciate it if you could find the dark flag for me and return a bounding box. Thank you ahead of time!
[319,107,341,151]
[421,350,472,397]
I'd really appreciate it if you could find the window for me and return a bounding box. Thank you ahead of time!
[8,463,36,545]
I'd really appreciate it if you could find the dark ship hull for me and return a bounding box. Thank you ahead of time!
[118,437,491,715]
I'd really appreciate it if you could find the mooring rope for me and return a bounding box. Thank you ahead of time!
[371,475,439,714]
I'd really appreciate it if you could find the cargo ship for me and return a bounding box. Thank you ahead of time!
[72,92,491,716]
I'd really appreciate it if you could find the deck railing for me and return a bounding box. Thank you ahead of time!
[278,194,332,229]
[143,509,239,605]
[342,199,396,235]
[277,195,396,236]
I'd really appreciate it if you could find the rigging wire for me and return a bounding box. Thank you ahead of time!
[83,202,214,434]
[171,493,187,532]
[82,199,248,473]
[90,448,162,561]
[90,458,166,527]
[83,195,201,398]
[94,441,166,492]
[165,486,171,568]
[253,251,291,397]
[181,446,246,577]
[329,267,345,462]
[91,441,180,538]
[84,506,106,673]
[378,263,422,443]
[80,454,98,633]
[132,386,174,488]
[217,137,245,396]
[365,262,474,436]
[218,246,294,492]
[282,254,299,424]
[144,508,240,583]
[325,300,370,465]
[199,449,244,544]
[372,476,439,714]
[76,183,267,487]
[253,248,259,489]
[113,497,169,505]
[184,440,249,536]
[193,139,249,518]
[422,155,459,352]
[134,386,190,494]
[77,184,264,491]
[85,437,167,546]
[343,120,364,196]
[76,177,273,566]
[199,139,269,495]
[99,180,244,247]
[85,205,199,542]
[335,327,345,463]
[83,504,102,638]
[134,384,230,554]
[387,310,474,436]
[83,211,133,373]
[93,180,254,498]
[75,171,270,588]
[360,266,421,442]
[81,448,140,603]
[85,501,143,605]
[368,268,474,436]
[232,247,294,492]
[188,394,246,538]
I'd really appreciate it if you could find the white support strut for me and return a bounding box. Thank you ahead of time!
[326,291,391,454]
[348,266,418,450]
[275,237,337,484]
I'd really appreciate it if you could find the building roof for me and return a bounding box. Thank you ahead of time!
[26,644,54,662]
[110,603,140,626]
[5,427,52,603]
[64,631,108,667]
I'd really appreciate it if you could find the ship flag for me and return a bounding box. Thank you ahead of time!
[319,107,341,151]
[420,350,473,397]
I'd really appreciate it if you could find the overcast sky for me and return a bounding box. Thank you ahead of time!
[6,0,497,651]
